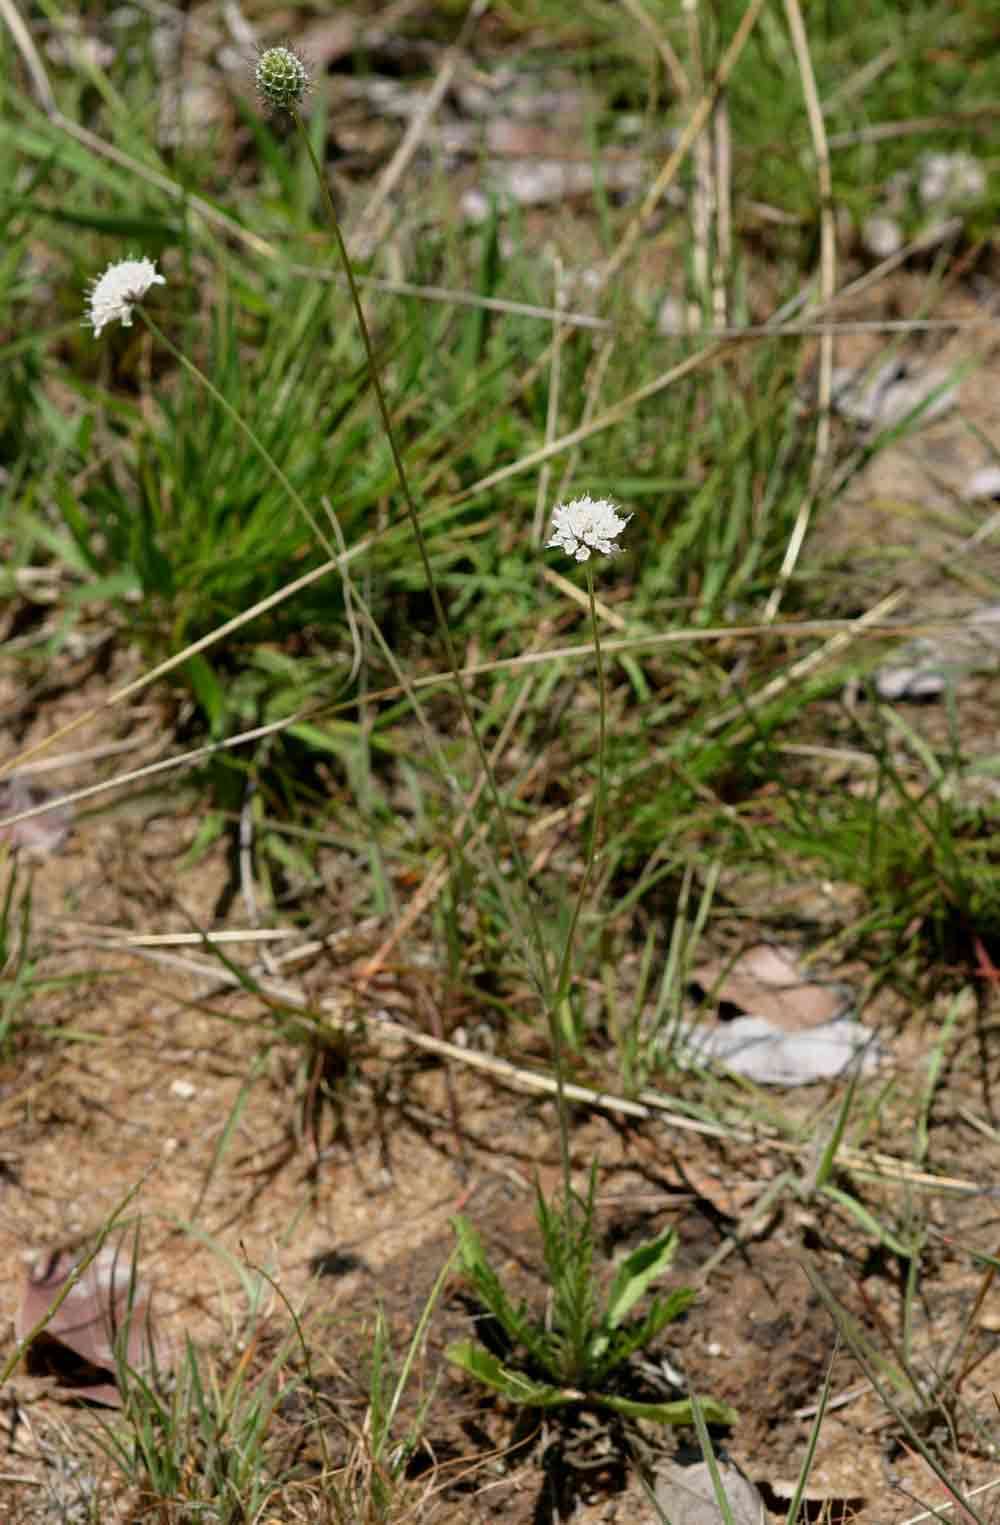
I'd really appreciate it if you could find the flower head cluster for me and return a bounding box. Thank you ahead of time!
[255,45,309,111]
[86,257,165,338]
[547,496,630,562]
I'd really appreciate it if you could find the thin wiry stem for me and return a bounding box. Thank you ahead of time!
[290,109,552,1006]
[141,313,337,562]
[151,301,538,997]
[764,0,836,622]
[547,563,610,1209]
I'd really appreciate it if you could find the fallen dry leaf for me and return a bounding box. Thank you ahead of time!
[874,601,1000,701]
[831,358,959,431]
[680,1014,881,1087]
[0,775,73,857]
[964,465,1000,501]
[654,1458,768,1525]
[15,1244,168,1407]
[693,944,845,1032]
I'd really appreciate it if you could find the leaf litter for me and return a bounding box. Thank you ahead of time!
[653,1457,769,1525]
[0,776,73,857]
[15,1244,169,1409]
[874,602,1000,702]
[679,945,881,1087]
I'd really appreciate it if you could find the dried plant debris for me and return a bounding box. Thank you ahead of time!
[678,945,879,1087]
[0,775,73,857]
[857,149,986,264]
[681,1013,880,1087]
[766,1473,867,1520]
[16,1244,169,1407]
[654,1457,768,1525]
[831,359,959,432]
[692,945,847,1032]
[874,602,1000,701]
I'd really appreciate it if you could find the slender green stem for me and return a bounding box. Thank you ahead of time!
[138,311,338,563]
[291,109,553,1004]
[140,307,529,943]
[548,563,608,1209]
[140,310,470,812]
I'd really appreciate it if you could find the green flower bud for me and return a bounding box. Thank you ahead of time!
[255,46,309,111]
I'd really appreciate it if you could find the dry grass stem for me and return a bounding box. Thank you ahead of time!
[764,0,837,621]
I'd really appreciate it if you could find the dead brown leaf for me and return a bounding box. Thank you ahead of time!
[693,944,845,1031]
[15,1244,169,1407]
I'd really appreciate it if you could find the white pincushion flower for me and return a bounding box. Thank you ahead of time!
[918,151,986,211]
[547,496,630,562]
[87,257,165,338]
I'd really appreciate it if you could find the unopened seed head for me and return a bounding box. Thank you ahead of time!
[255,46,309,111]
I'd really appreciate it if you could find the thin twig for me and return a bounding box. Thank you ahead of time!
[708,589,905,738]
[532,257,568,546]
[821,43,899,113]
[712,94,732,327]
[0,555,344,779]
[685,0,713,306]
[0,0,55,111]
[7,736,153,776]
[827,108,1000,149]
[898,1476,1000,1525]
[764,0,836,622]
[286,284,1000,339]
[542,568,627,630]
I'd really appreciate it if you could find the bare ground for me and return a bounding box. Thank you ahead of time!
[4,661,1000,1523]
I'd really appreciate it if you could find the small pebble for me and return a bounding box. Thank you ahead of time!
[965,466,1000,501]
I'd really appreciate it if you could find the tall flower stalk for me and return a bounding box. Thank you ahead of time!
[545,496,630,1206]
[85,60,633,1223]
[257,46,633,1211]
[254,47,553,1010]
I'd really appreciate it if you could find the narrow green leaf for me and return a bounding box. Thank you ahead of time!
[598,1392,737,1426]
[185,656,226,738]
[690,1391,738,1525]
[450,1217,544,1358]
[784,1344,837,1525]
[605,1229,680,1330]
[445,1342,571,1409]
[819,1183,912,1258]
[813,1064,859,1190]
